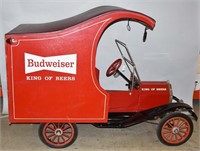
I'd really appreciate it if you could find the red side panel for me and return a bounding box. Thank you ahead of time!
[108,82,170,113]
[6,20,109,123]
[108,90,139,112]
[138,82,170,111]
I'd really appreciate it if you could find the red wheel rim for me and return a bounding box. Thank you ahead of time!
[161,116,191,144]
[43,123,74,147]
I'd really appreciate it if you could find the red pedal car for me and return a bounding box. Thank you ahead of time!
[5,6,198,148]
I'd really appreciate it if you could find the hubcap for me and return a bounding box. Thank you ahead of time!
[172,127,179,134]
[55,129,63,136]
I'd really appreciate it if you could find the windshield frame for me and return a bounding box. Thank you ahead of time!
[115,39,141,90]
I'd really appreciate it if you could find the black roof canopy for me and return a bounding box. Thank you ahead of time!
[7,6,125,34]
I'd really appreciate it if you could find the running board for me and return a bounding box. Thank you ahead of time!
[93,112,146,128]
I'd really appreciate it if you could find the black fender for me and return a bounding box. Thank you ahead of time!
[93,103,198,128]
[143,103,198,121]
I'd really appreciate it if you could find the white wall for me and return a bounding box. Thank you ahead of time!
[1,0,199,114]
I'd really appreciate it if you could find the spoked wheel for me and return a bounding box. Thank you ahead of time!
[39,123,78,148]
[157,112,193,146]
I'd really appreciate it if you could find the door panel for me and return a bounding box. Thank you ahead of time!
[108,90,139,112]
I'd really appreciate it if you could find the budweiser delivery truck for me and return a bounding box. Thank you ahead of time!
[5,6,197,148]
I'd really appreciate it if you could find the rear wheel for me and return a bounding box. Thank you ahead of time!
[157,112,193,146]
[39,123,78,148]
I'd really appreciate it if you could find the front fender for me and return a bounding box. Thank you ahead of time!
[144,103,198,121]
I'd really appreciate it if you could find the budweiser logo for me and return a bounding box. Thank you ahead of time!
[25,53,77,74]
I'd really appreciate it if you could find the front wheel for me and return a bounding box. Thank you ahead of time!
[157,112,193,146]
[39,123,78,148]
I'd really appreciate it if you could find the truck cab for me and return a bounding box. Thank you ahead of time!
[5,6,197,148]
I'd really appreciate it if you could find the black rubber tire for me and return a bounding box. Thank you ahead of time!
[39,123,78,148]
[157,112,193,146]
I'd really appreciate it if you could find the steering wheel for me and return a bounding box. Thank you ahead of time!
[106,59,122,77]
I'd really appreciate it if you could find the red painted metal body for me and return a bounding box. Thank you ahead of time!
[108,82,170,112]
[5,6,171,124]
